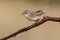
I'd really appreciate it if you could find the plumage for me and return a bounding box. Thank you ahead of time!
[22,0,56,22]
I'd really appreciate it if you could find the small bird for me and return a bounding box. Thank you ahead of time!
[22,0,55,22]
[22,10,45,22]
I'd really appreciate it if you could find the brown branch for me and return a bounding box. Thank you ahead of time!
[0,16,60,40]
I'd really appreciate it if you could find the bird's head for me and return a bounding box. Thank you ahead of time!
[22,10,31,15]
[22,10,33,17]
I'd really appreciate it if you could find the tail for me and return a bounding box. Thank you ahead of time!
[42,0,56,12]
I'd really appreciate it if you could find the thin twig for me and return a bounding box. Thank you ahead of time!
[0,16,60,40]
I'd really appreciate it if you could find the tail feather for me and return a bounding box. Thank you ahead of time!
[42,0,56,12]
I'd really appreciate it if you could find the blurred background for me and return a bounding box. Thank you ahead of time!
[0,0,60,40]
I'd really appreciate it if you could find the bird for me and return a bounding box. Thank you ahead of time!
[22,0,56,22]
[22,10,45,22]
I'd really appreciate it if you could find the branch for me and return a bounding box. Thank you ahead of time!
[0,16,60,40]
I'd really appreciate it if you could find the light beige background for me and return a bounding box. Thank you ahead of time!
[0,0,60,40]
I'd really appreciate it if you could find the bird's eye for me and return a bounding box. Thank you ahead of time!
[24,10,32,14]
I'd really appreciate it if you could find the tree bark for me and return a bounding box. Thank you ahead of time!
[0,16,60,40]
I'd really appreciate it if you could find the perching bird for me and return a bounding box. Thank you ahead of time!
[22,0,56,22]
[22,10,45,22]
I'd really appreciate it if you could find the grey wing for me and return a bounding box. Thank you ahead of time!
[35,10,45,16]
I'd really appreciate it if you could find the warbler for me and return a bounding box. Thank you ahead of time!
[22,0,55,22]
[22,10,45,22]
